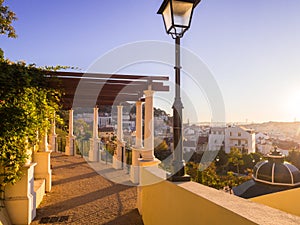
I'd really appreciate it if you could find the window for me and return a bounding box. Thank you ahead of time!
[238,140,241,146]
[238,132,241,136]
[230,132,232,136]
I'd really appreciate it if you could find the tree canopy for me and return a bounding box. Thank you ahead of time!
[0,0,17,38]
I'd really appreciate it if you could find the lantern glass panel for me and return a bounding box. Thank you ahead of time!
[162,1,173,32]
[172,1,193,27]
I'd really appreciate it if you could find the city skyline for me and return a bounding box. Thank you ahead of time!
[1,0,300,123]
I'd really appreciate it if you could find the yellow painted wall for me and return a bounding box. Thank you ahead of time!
[251,187,300,217]
[139,167,300,225]
[141,181,256,225]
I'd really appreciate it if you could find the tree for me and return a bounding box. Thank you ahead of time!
[0,0,17,62]
[287,150,300,169]
[74,119,92,140]
[0,48,3,59]
[227,147,244,174]
[0,0,17,38]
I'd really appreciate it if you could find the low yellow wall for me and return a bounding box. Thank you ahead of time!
[139,167,300,225]
[141,181,255,225]
[251,187,300,217]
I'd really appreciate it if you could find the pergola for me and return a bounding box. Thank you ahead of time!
[46,71,169,109]
[45,71,170,184]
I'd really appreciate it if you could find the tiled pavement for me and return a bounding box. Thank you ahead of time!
[30,153,143,225]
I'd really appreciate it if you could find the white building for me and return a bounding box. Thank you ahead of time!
[99,127,115,142]
[99,114,112,127]
[208,127,225,151]
[256,143,273,155]
[225,126,255,154]
[183,140,197,153]
[256,132,270,145]
[75,113,93,123]
[256,132,273,155]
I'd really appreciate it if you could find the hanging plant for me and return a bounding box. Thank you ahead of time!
[0,59,62,191]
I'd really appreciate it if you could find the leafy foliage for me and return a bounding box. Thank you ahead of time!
[186,161,252,190]
[0,59,61,189]
[0,48,3,59]
[186,150,260,190]
[227,147,244,174]
[0,0,17,38]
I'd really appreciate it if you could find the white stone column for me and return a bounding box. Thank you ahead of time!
[130,100,143,183]
[33,151,52,192]
[142,89,155,160]
[89,106,100,161]
[113,105,125,169]
[49,114,57,152]
[65,109,76,156]
[34,118,52,192]
[135,100,143,148]
[117,105,123,142]
[39,127,48,152]
[138,88,160,183]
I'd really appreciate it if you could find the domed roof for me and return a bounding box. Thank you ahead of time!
[253,148,300,186]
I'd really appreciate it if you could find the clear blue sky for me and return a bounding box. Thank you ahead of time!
[1,0,300,123]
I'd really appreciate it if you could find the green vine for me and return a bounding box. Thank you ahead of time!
[0,59,62,191]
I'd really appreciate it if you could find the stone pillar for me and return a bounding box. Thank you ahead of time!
[49,115,57,152]
[142,89,155,160]
[135,100,143,148]
[65,109,76,156]
[130,100,143,184]
[5,163,37,225]
[89,106,100,161]
[113,105,125,169]
[35,122,52,192]
[137,88,160,184]
[130,148,140,184]
[39,127,48,152]
[33,151,52,192]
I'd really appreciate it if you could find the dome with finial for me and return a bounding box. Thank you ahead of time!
[253,147,300,186]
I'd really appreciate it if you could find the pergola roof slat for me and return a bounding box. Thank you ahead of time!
[47,71,169,109]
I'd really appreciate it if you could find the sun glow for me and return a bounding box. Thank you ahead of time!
[286,90,300,122]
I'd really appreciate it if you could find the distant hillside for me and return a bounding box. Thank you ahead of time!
[244,121,300,143]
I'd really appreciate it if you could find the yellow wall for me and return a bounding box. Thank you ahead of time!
[141,181,255,225]
[139,166,300,225]
[251,187,300,217]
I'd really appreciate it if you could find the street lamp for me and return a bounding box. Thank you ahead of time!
[158,0,201,181]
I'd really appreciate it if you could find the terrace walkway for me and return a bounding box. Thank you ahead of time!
[30,152,143,225]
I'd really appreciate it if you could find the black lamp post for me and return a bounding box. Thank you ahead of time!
[158,0,201,181]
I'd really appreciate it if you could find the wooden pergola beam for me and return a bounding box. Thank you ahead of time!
[46,71,169,109]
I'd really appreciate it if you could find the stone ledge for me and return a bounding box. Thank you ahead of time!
[177,181,300,225]
[139,166,300,225]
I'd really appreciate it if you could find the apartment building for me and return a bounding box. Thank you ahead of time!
[224,126,255,154]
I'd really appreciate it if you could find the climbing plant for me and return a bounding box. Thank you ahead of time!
[0,59,62,191]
